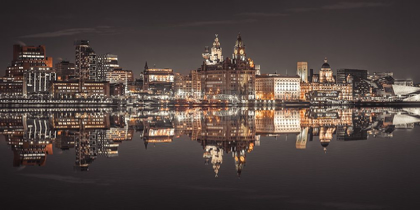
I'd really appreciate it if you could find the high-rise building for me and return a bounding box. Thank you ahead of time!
[96,53,119,81]
[55,61,75,80]
[297,62,308,83]
[23,67,57,97]
[6,44,53,79]
[74,40,96,80]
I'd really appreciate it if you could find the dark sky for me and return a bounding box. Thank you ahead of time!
[1,0,419,80]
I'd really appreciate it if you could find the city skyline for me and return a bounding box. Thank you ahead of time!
[1,0,419,80]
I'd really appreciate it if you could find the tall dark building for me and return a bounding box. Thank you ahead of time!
[55,61,75,80]
[337,69,369,98]
[6,45,53,79]
[336,69,368,84]
[74,40,96,80]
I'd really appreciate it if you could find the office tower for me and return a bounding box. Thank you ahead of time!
[74,40,96,80]
[96,53,119,81]
[297,62,308,83]
[55,60,75,80]
[6,44,53,79]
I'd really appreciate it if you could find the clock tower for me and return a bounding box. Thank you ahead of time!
[233,33,246,61]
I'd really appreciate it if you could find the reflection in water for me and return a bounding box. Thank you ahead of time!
[1,107,420,176]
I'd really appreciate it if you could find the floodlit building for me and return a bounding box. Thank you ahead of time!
[143,63,174,97]
[255,74,300,101]
[297,62,308,83]
[198,34,257,102]
[319,57,335,83]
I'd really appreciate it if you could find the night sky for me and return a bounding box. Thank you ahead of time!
[1,0,419,80]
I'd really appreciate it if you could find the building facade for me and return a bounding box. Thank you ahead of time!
[297,62,308,83]
[55,61,75,80]
[143,63,174,97]
[6,45,53,79]
[96,54,119,81]
[198,34,257,102]
[75,40,96,80]
[255,74,301,101]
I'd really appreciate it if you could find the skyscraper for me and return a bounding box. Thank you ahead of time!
[74,40,96,80]
[297,62,308,83]
[96,53,119,81]
[6,44,53,79]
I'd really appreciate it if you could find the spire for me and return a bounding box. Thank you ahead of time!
[324,57,328,63]
[144,62,149,70]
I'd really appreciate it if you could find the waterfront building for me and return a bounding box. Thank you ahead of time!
[6,45,53,79]
[297,62,308,83]
[106,69,134,94]
[143,63,174,97]
[337,69,369,99]
[174,73,193,99]
[394,79,413,86]
[55,61,76,80]
[190,70,202,99]
[319,57,335,83]
[202,34,223,65]
[74,40,96,80]
[198,34,257,102]
[50,80,110,99]
[0,77,23,96]
[255,74,300,101]
[300,58,353,102]
[23,67,57,97]
[96,53,119,81]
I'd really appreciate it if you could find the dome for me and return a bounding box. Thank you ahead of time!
[321,57,330,69]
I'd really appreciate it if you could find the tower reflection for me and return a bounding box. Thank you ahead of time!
[1,107,420,176]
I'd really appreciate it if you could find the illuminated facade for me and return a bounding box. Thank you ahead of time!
[6,45,53,80]
[143,63,174,97]
[319,57,335,83]
[23,67,57,96]
[74,40,96,80]
[202,34,223,65]
[297,62,308,83]
[97,53,119,81]
[199,34,257,102]
[50,81,110,99]
[255,74,300,101]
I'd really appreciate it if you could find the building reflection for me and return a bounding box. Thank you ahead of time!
[1,107,420,175]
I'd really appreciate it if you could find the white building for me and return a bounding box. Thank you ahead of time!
[256,74,301,101]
